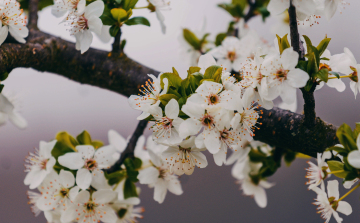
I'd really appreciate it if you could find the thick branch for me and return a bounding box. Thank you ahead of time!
[254,107,338,157]
[28,0,39,30]
[244,0,257,22]
[107,120,148,173]
[288,0,316,128]
[0,29,338,157]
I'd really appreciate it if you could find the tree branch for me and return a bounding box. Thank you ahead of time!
[111,29,122,56]
[107,120,148,173]
[0,29,338,157]
[244,0,257,23]
[28,0,39,30]
[288,0,316,128]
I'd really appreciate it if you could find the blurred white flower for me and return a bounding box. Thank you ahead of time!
[51,0,86,18]
[112,197,144,223]
[347,134,360,169]
[149,0,171,34]
[0,93,27,129]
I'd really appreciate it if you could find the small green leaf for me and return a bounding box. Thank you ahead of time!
[315,68,329,83]
[172,67,179,76]
[110,25,120,37]
[329,71,340,79]
[302,35,313,56]
[120,39,127,50]
[91,140,104,149]
[257,6,270,22]
[100,6,117,26]
[215,33,227,46]
[122,0,139,10]
[111,8,128,23]
[183,29,201,50]
[124,178,138,198]
[354,123,360,137]
[125,17,150,26]
[204,65,222,82]
[284,151,296,166]
[51,141,75,160]
[304,79,314,92]
[249,149,267,162]
[133,158,142,169]
[327,160,349,178]
[317,37,331,56]
[0,72,8,81]
[0,84,4,93]
[337,124,357,151]
[56,132,78,150]
[159,94,180,106]
[326,146,349,155]
[105,170,126,185]
[276,34,290,54]
[307,52,318,77]
[161,73,182,89]
[178,97,187,109]
[345,172,358,181]
[188,67,201,75]
[296,60,308,72]
[76,130,92,145]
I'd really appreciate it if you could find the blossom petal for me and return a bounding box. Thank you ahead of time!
[87,16,103,35]
[0,25,8,46]
[213,150,226,166]
[267,0,289,16]
[76,145,95,160]
[39,140,57,159]
[59,170,75,188]
[91,170,111,190]
[96,205,118,222]
[198,53,217,73]
[8,111,27,129]
[191,151,208,168]
[348,150,360,169]
[108,129,127,153]
[279,82,296,104]
[94,145,116,168]
[84,0,104,18]
[76,168,92,190]
[281,47,298,70]
[58,152,84,169]
[167,179,183,195]
[327,180,339,200]
[138,166,159,185]
[29,170,48,189]
[165,99,179,119]
[74,190,90,203]
[337,201,352,216]
[154,179,168,203]
[178,118,202,139]
[286,69,309,88]
[92,189,117,204]
[204,130,221,154]
[253,186,267,208]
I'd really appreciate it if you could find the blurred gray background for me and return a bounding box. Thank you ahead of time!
[1,0,360,222]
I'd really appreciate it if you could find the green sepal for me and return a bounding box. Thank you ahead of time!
[111,8,128,23]
[121,0,139,10]
[353,123,360,137]
[55,131,78,150]
[124,178,138,198]
[204,65,222,83]
[188,67,201,75]
[125,16,150,26]
[276,34,290,55]
[76,130,92,145]
[215,33,227,46]
[329,71,340,79]
[91,140,104,149]
[51,141,75,160]
[172,67,180,76]
[183,29,201,50]
[315,68,328,83]
[327,160,349,178]
[248,149,267,163]
[105,170,126,185]
[159,94,180,106]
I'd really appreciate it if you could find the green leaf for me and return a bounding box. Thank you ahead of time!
[354,123,360,137]
[315,68,328,83]
[218,3,244,18]
[188,67,201,75]
[76,130,92,145]
[51,141,75,160]
[124,158,139,182]
[215,33,227,46]
[257,6,270,22]
[284,151,296,166]
[297,60,308,72]
[317,37,331,56]
[133,157,142,169]
[327,160,349,178]
[307,52,318,77]
[120,39,127,50]
[276,34,290,54]
[111,8,128,23]
[302,35,313,56]
[172,67,179,76]
[124,178,138,198]
[125,17,150,26]
[100,6,117,26]
[56,132,78,150]
[178,97,187,109]
[183,29,201,50]
[159,94,180,106]
[122,0,139,10]
[326,146,349,155]
[189,72,203,91]
[304,79,314,92]
[0,72,8,81]
[110,25,120,37]
[345,172,358,181]
[329,71,340,79]
[105,170,126,185]
[204,65,222,82]
[161,73,182,89]
[249,149,267,162]
[337,124,357,151]
[91,140,104,149]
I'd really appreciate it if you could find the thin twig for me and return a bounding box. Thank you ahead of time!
[107,120,148,173]
[28,0,39,30]
[112,29,122,56]
[288,0,316,128]
[244,0,257,23]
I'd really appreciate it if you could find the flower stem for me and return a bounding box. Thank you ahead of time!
[133,6,148,9]
[328,75,352,79]
[329,170,344,174]
[338,183,360,201]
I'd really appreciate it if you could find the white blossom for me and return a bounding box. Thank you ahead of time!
[128,74,168,120]
[51,0,86,18]
[162,136,208,175]
[306,151,331,189]
[312,180,352,223]
[0,93,27,129]
[267,0,317,22]
[240,176,274,208]
[61,189,118,223]
[347,134,360,169]
[149,0,170,34]
[0,0,28,45]
[112,197,143,223]
[64,0,104,54]
[24,140,57,189]
[138,150,182,203]
[58,145,115,190]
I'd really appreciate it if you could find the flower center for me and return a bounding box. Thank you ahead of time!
[158,168,168,178]
[220,130,229,139]
[227,51,236,62]
[328,197,339,211]
[160,117,172,128]
[1,14,9,26]
[350,66,358,82]
[85,159,98,171]
[59,188,69,198]
[207,94,219,105]
[40,159,48,170]
[319,63,332,71]
[275,69,288,81]
[84,201,97,212]
[200,113,214,127]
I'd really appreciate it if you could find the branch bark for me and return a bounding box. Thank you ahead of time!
[288,0,316,128]
[244,0,257,23]
[28,0,39,30]
[107,120,148,173]
[0,29,339,157]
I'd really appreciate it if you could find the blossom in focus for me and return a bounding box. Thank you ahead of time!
[312,180,352,223]
[24,140,57,189]
[64,0,104,54]
[128,74,168,120]
[261,47,309,104]
[162,136,208,175]
[149,0,171,34]
[138,150,182,203]
[61,189,118,223]
[150,98,183,145]
[58,144,115,190]
[0,0,28,45]
[51,0,86,18]
[0,93,27,129]
[306,151,331,190]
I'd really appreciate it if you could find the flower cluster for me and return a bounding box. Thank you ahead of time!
[305,123,360,222]
[24,130,144,223]
[0,0,28,46]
